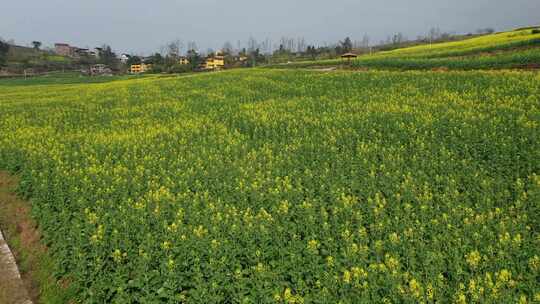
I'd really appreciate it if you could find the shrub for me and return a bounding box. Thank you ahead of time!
[150,64,165,73]
[168,64,192,74]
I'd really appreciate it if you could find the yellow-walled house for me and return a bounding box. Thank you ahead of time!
[213,55,225,67]
[204,55,225,70]
[179,57,190,65]
[130,63,152,74]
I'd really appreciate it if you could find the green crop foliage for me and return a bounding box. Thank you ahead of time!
[350,48,540,70]
[0,69,539,303]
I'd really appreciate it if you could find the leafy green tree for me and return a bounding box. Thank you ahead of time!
[186,49,202,69]
[127,56,142,66]
[247,48,266,67]
[78,53,96,66]
[99,45,118,68]
[335,37,353,54]
[32,41,42,50]
[239,48,247,57]
[151,53,164,65]
[340,37,353,54]
[306,45,318,60]
[0,39,9,66]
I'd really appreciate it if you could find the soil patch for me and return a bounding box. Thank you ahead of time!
[0,171,72,304]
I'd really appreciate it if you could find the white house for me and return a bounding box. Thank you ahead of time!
[120,53,131,63]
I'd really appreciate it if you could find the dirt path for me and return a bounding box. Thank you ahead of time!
[0,171,73,304]
[313,67,338,72]
[0,172,37,304]
[0,228,32,304]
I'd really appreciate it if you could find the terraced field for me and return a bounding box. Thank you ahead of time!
[0,69,539,303]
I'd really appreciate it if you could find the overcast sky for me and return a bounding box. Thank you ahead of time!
[2,0,539,55]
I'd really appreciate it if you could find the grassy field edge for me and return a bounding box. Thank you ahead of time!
[0,170,76,304]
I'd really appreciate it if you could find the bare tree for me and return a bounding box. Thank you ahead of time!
[187,41,198,52]
[159,45,167,56]
[280,37,295,52]
[288,38,295,52]
[392,33,405,45]
[167,39,183,58]
[440,32,452,40]
[428,27,441,44]
[236,40,242,53]
[260,38,272,55]
[296,37,306,53]
[476,27,495,34]
[222,41,234,55]
[247,36,258,52]
[279,37,287,51]
[362,34,370,48]
[260,39,269,55]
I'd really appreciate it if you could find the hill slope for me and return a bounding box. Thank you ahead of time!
[4,44,71,71]
[272,27,540,70]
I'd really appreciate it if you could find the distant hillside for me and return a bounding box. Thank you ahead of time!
[7,44,41,59]
[269,27,540,70]
[370,27,540,58]
[5,44,71,69]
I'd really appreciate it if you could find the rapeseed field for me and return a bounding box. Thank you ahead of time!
[275,28,540,70]
[0,69,538,303]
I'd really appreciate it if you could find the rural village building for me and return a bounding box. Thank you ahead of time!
[201,53,225,70]
[55,43,100,58]
[120,54,131,63]
[130,63,152,74]
[54,43,72,57]
[90,64,112,75]
[179,57,189,65]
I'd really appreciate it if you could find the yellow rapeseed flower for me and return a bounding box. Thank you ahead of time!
[307,239,319,252]
[466,250,481,269]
